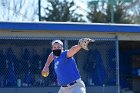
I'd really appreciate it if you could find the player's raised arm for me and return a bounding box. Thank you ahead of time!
[67,45,81,58]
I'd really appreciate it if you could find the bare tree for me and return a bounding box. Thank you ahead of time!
[0,0,38,21]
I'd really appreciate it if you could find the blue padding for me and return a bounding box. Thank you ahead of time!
[92,49,106,86]
[107,48,116,85]
[6,48,17,86]
[23,72,34,85]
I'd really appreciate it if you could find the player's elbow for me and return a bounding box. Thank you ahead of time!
[67,45,81,58]
[67,51,74,58]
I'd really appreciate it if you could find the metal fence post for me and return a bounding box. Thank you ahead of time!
[115,36,120,93]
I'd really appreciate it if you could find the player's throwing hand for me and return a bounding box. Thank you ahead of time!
[41,66,49,77]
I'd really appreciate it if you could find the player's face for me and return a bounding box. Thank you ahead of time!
[52,43,62,50]
[52,43,63,56]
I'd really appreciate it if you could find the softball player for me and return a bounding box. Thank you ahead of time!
[42,38,94,93]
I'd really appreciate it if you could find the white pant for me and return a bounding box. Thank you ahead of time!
[58,79,86,93]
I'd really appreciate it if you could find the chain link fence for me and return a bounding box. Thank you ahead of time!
[0,38,119,89]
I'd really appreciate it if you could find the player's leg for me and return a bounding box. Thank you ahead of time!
[58,87,69,93]
[71,80,86,93]
[73,86,86,93]
[58,87,64,93]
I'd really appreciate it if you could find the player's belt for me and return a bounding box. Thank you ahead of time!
[62,81,77,87]
[62,78,81,87]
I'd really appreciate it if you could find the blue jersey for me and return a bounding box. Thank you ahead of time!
[53,50,80,86]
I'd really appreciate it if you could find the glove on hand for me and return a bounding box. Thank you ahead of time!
[78,38,95,50]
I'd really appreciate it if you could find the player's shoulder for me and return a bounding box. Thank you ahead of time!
[61,50,68,54]
[61,50,68,56]
[63,50,69,52]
